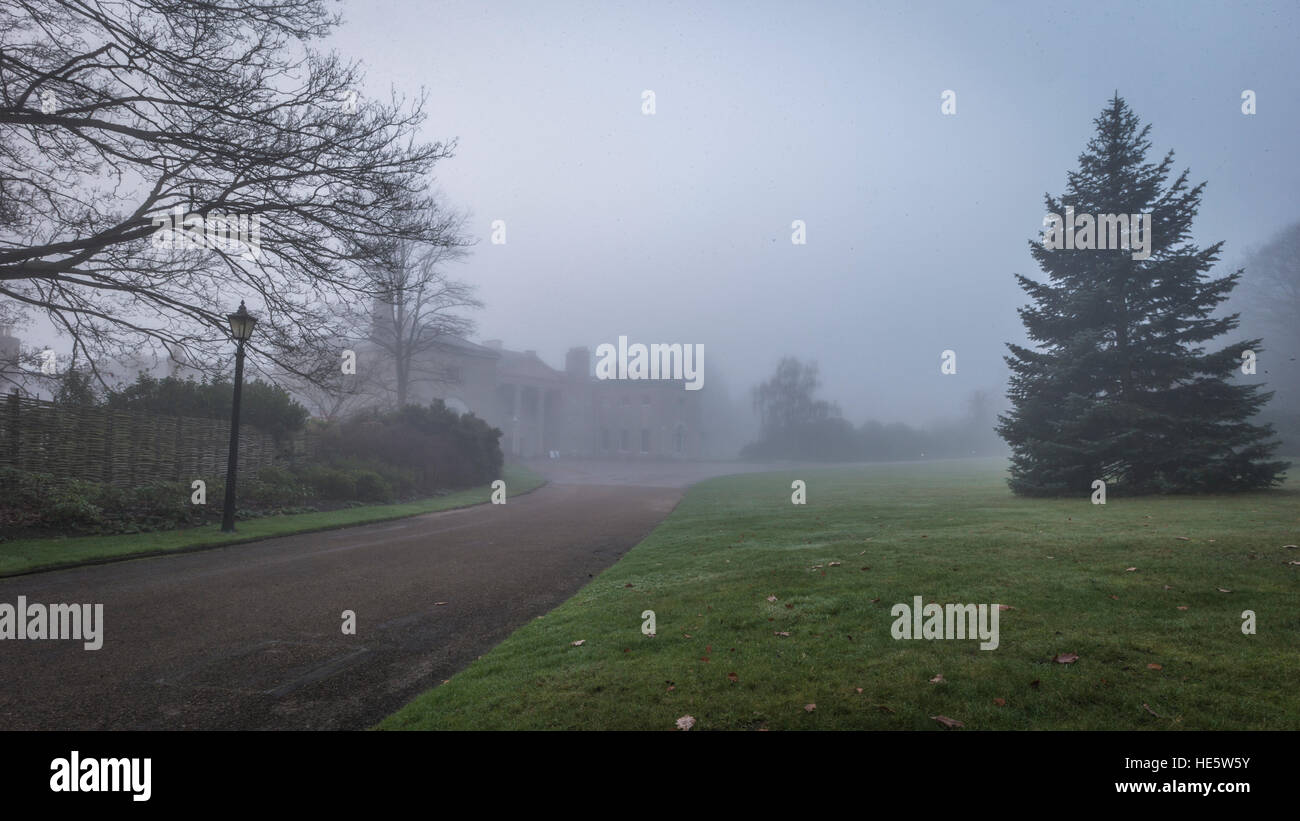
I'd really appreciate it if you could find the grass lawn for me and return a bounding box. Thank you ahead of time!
[379,457,1300,730]
[0,464,545,577]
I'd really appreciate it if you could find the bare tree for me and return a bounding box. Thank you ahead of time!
[364,213,481,408]
[0,0,462,388]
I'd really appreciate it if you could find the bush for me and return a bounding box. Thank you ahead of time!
[296,464,356,500]
[351,469,392,502]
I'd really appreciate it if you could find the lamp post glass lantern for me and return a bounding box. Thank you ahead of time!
[221,301,257,532]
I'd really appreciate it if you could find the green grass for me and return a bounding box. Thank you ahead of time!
[0,464,545,577]
[379,458,1300,730]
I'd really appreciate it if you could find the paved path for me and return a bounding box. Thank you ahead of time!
[0,460,776,730]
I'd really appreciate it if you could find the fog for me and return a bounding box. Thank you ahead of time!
[17,0,1300,444]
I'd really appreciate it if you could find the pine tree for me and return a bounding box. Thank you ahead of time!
[998,94,1288,496]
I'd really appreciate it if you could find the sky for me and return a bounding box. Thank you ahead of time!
[28,0,1300,427]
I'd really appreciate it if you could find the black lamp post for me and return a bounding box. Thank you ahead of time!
[220,301,257,532]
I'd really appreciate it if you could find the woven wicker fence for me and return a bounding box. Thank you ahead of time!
[0,392,318,486]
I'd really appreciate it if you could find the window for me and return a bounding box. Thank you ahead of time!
[620,429,630,451]
[446,366,463,383]
[640,428,650,453]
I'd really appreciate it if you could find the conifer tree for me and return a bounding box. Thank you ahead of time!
[998,95,1287,495]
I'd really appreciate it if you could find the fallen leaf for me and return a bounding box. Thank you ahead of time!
[993,698,1007,707]
[876,704,894,713]
[727,672,738,683]
[774,631,791,637]
[675,715,695,731]
[1147,663,1163,670]
[1177,605,1189,610]
[930,715,964,729]
[1109,595,1119,600]
[784,603,793,609]
[570,640,585,646]
[434,601,448,606]
[1052,653,1079,664]
[871,598,880,603]
[998,604,1014,611]
[1284,544,1297,549]
[666,685,675,692]
[1217,587,1232,593]
[1125,567,1137,572]
[706,645,712,653]
[1030,679,1041,689]
[930,674,945,684]
[1142,703,1162,718]
[683,634,691,639]
[855,687,864,694]
[861,566,871,571]
[1176,536,1190,541]
[804,703,816,713]
[828,561,842,567]
[766,595,778,602]
[699,656,710,663]
[1163,585,1173,590]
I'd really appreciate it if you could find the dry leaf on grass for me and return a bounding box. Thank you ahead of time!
[876,704,894,713]
[774,631,791,637]
[1176,536,1190,541]
[675,715,695,731]
[1142,704,1162,718]
[1177,605,1189,610]
[828,561,842,567]
[1217,587,1232,593]
[766,595,778,602]
[993,698,1007,707]
[1125,567,1138,572]
[855,687,864,694]
[1052,652,1079,664]
[998,604,1014,611]
[930,715,964,729]
[1147,663,1163,670]
[804,703,816,713]
[727,672,738,683]
[570,640,585,646]
[929,674,945,684]
[434,601,448,606]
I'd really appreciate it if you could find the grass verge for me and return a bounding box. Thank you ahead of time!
[0,464,545,577]
[379,458,1299,730]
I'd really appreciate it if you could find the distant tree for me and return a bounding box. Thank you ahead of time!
[998,95,1287,495]
[744,357,855,460]
[751,357,839,437]
[1238,223,1300,405]
[364,217,480,408]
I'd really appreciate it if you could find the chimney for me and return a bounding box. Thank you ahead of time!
[566,346,590,380]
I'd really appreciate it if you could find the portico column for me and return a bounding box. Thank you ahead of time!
[511,383,521,455]
[538,388,547,456]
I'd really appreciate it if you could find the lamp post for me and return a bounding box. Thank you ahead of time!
[220,301,257,532]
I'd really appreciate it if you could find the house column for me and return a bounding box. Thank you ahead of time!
[538,388,547,456]
[511,383,521,455]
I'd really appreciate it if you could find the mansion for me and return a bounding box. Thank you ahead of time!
[405,338,711,461]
